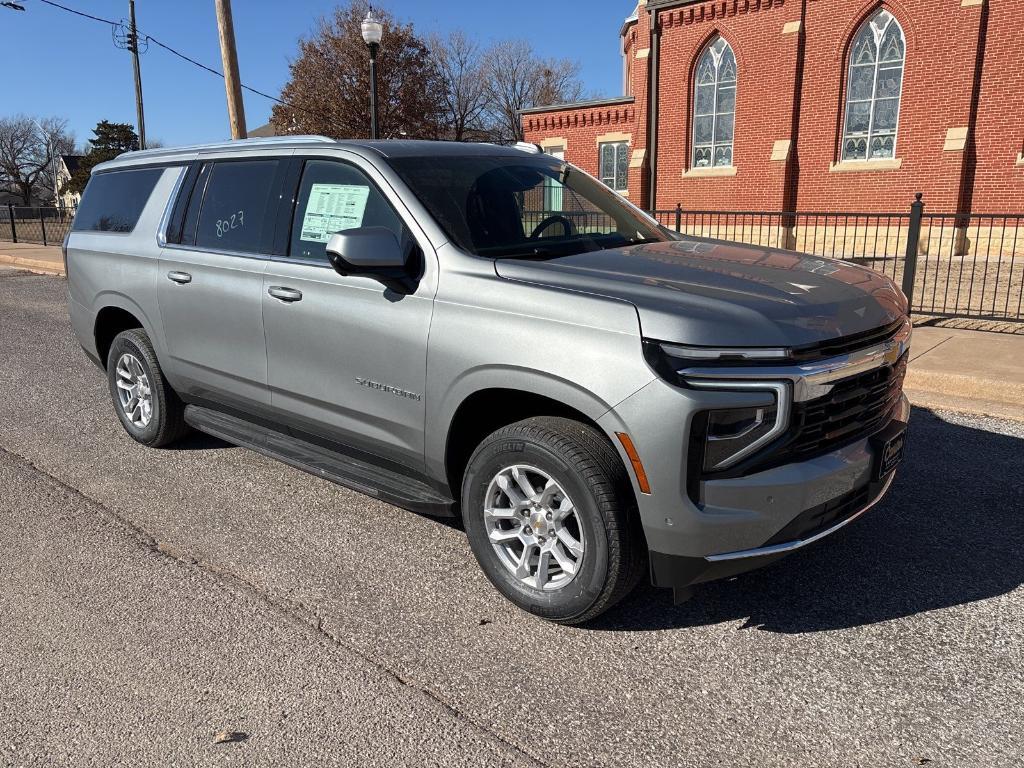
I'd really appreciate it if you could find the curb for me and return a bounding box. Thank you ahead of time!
[904,388,1024,423]
[0,253,65,276]
[904,369,1024,409]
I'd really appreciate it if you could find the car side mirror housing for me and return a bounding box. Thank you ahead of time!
[326,227,408,277]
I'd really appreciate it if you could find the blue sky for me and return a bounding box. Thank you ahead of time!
[4,0,631,149]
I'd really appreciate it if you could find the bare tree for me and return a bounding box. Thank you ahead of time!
[0,115,74,205]
[533,58,585,110]
[431,30,493,142]
[483,40,585,143]
[271,1,445,140]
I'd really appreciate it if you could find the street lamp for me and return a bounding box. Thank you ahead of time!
[361,8,383,140]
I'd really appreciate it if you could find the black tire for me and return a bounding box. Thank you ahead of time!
[106,328,189,448]
[462,416,646,624]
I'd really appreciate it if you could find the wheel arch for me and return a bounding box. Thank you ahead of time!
[94,305,147,368]
[441,385,635,513]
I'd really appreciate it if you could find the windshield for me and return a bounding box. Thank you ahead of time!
[385,153,670,259]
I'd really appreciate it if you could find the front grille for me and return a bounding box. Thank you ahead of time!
[787,352,908,460]
[763,484,872,546]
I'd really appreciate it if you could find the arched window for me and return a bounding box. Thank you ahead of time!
[842,9,905,161]
[692,36,736,169]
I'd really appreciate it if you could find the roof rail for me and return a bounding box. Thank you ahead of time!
[115,135,337,161]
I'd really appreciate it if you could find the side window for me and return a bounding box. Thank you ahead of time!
[195,159,281,254]
[72,167,164,233]
[288,159,408,264]
[179,163,212,246]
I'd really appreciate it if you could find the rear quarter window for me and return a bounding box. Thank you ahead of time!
[72,167,164,233]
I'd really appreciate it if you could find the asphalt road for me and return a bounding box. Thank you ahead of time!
[1,267,1021,767]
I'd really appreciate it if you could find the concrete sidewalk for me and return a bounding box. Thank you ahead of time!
[2,241,1021,420]
[0,241,64,275]
[905,326,1023,420]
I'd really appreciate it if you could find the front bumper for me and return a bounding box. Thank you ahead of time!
[648,469,897,590]
[599,369,910,590]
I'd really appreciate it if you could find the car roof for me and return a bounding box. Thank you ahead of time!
[94,136,542,172]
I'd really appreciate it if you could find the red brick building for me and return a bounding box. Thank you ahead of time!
[521,0,1023,215]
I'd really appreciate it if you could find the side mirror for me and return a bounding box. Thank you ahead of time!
[325,227,408,277]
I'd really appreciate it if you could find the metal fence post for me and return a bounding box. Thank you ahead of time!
[7,203,16,243]
[39,208,48,246]
[675,203,682,233]
[901,192,924,308]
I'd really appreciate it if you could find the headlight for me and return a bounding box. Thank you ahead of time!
[687,380,791,472]
[702,404,780,471]
[642,340,793,472]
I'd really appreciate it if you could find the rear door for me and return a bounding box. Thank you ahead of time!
[158,154,289,411]
[261,154,437,468]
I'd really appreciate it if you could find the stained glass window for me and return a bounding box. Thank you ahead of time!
[841,10,905,161]
[692,36,736,169]
[599,141,629,191]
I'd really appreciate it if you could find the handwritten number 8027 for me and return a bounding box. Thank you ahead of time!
[216,210,244,238]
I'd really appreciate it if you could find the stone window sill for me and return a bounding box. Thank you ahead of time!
[683,166,738,178]
[829,158,903,173]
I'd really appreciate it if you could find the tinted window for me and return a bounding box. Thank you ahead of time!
[386,155,666,259]
[178,163,212,247]
[196,160,281,254]
[73,167,163,233]
[289,160,408,264]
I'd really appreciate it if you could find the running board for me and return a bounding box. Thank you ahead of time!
[183,405,455,517]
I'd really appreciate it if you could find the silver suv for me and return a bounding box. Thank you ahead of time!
[66,136,910,623]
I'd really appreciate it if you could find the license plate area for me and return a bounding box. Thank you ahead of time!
[871,423,907,480]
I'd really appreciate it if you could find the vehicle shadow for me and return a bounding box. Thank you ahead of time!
[590,407,1024,633]
[174,431,232,451]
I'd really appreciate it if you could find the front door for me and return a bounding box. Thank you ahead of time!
[158,157,286,410]
[261,157,436,468]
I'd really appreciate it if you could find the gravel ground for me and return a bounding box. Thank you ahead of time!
[1,270,1021,767]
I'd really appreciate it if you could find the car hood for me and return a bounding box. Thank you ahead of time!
[493,238,908,347]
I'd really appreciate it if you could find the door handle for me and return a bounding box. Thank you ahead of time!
[167,270,192,284]
[268,286,303,303]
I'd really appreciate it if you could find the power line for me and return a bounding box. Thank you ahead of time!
[143,34,285,106]
[37,0,116,25]
[35,0,314,120]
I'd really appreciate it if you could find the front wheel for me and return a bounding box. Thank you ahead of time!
[462,417,646,624]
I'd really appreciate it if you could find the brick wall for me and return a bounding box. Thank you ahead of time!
[521,0,1023,216]
[964,1,1024,213]
[794,0,982,212]
[521,98,640,199]
[653,0,797,210]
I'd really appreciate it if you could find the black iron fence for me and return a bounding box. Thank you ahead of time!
[1,203,75,246]
[648,196,1023,323]
[4,198,1021,322]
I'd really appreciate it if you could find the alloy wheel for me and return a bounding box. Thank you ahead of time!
[114,352,153,428]
[483,465,585,591]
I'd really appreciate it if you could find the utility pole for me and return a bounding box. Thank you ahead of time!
[128,0,146,149]
[214,0,247,139]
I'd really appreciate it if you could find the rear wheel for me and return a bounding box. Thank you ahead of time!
[106,328,189,447]
[462,417,645,624]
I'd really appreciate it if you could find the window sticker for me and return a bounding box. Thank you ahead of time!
[299,183,371,243]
